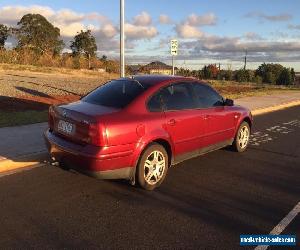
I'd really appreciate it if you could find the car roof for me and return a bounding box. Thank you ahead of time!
[129,75,195,88]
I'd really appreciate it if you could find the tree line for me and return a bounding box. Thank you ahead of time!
[177,63,296,85]
[0,13,119,72]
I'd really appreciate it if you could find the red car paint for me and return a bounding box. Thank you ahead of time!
[44,75,252,181]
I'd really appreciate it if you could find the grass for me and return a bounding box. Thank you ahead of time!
[208,80,300,99]
[0,110,48,128]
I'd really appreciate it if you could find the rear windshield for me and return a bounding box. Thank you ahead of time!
[82,80,146,108]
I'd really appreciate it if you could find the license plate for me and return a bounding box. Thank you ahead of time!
[57,120,75,134]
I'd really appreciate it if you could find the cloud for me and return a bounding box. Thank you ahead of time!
[96,23,118,39]
[54,9,85,24]
[0,5,54,25]
[159,14,173,25]
[133,11,152,26]
[245,12,292,22]
[186,13,217,26]
[175,13,217,38]
[0,5,110,37]
[60,22,86,37]
[175,23,204,38]
[189,35,300,54]
[179,33,300,65]
[125,23,158,40]
[244,32,263,41]
[288,24,300,30]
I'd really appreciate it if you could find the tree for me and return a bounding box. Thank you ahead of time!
[265,71,276,84]
[291,68,296,84]
[256,63,284,84]
[202,64,219,79]
[235,69,251,82]
[16,14,64,55]
[202,66,211,79]
[0,24,9,49]
[70,30,97,68]
[277,68,292,85]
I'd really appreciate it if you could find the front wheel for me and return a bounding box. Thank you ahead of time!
[136,143,168,191]
[232,121,250,152]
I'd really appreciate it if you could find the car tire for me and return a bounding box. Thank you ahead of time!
[232,121,250,152]
[136,143,168,191]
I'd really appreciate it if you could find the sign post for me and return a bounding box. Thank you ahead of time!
[120,0,125,77]
[170,39,178,76]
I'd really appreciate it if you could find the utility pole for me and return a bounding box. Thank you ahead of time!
[244,50,247,70]
[120,0,125,77]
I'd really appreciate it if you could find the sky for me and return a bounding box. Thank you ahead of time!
[0,0,300,70]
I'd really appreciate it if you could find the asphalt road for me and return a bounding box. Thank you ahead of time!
[0,106,299,250]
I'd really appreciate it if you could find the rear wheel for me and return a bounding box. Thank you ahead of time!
[232,121,250,152]
[136,143,168,190]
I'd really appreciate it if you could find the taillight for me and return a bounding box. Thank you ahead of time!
[88,123,101,146]
[48,106,55,131]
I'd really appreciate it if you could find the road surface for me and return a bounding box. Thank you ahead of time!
[0,106,299,249]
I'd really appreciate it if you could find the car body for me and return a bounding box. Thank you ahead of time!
[44,75,253,190]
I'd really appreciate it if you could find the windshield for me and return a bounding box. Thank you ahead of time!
[82,80,146,108]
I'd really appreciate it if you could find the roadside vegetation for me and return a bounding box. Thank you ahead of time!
[177,63,296,86]
[0,14,120,72]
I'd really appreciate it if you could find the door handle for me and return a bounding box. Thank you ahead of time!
[204,115,210,120]
[167,119,176,126]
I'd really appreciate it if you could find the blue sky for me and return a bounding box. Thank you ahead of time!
[0,0,300,70]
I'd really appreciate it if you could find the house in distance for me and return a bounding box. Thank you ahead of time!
[135,61,177,75]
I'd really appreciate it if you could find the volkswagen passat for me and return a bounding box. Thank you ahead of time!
[44,75,252,190]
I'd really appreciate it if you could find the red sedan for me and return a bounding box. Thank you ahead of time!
[44,75,252,190]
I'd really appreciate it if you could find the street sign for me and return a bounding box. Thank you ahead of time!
[170,39,178,56]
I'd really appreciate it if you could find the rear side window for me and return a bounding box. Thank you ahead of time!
[82,80,145,108]
[148,92,163,112]
[160,82,196,111]
[192,83,224,108]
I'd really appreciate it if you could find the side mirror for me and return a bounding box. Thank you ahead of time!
[224,98,234,106]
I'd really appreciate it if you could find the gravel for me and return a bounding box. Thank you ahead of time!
[0,70,115,98]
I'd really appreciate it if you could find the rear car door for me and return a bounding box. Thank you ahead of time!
[192,83,236,146]
[159,82,205,156]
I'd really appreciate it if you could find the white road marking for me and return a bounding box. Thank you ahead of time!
[266,125,294,134]
[249,132,275,146]
[250,119,300,146]
[254,201,300,250]
[283,119,300,128]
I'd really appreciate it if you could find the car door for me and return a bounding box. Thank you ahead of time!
[192,83,236,147]
[159,82,205,157]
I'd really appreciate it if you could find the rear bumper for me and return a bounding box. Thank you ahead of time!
[44,129,134,180]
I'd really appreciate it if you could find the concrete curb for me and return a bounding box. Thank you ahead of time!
[0,100,300,174]
[0,151,49,174]
[252,100,300,116]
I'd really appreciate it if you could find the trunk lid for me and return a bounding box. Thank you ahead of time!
[51,101,119,146]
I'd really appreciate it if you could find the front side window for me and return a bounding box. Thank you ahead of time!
[160,82,196,111]
[192,83,224,108]
[82,80,146,108]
